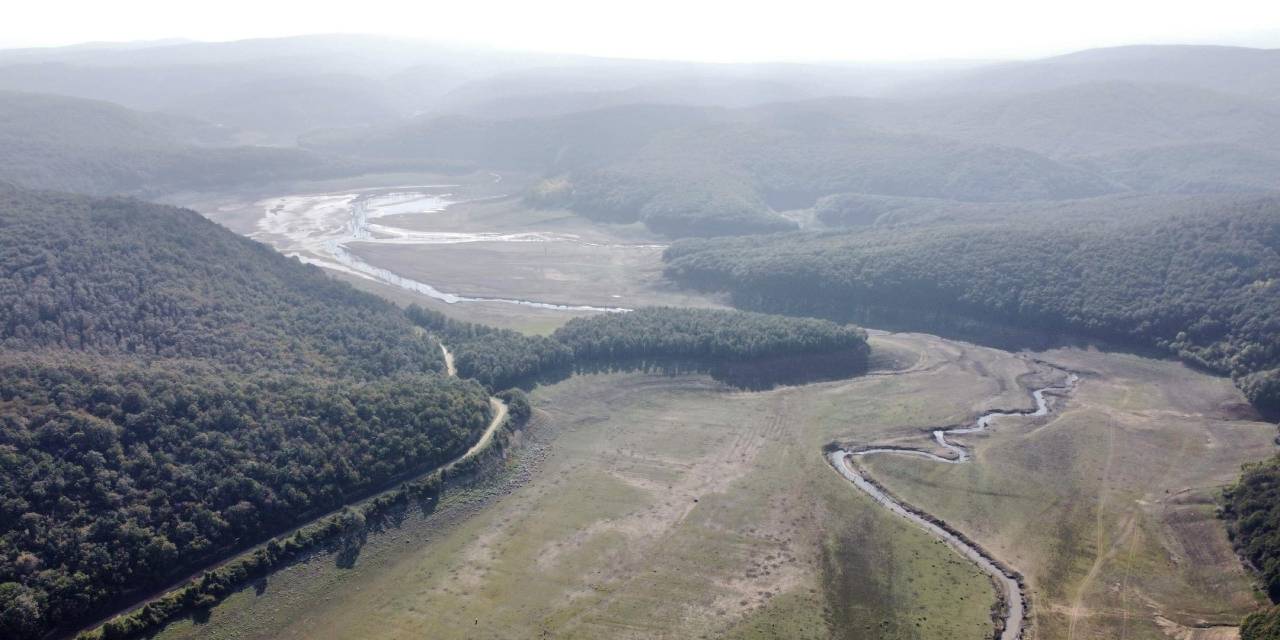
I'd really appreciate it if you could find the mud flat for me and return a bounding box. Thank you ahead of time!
[248,187,636,312]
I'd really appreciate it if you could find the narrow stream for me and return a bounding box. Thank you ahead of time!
[249,186,651,312]
[830,368,1078,640]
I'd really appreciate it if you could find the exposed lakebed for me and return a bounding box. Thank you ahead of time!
[248,186,651,312]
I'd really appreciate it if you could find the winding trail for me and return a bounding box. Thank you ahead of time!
[439,343,509,465]
[829,366,1079,640]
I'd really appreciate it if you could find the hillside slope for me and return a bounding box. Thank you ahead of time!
[901,45,1280,100]
[0,90,398,196]
[308,103,1118,236]
[0,185,492,640]
[664,194,1280,411]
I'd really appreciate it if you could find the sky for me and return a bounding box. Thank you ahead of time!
[3,0,1279,62]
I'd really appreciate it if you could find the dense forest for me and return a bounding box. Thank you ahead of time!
[664,196,1280,410]
[408,304,871,390]
[552,306,868,363]
[404,305,574,390]
[0,360,489,640]
[0,186,494,640]
[1224,457,1280,638]
[0,184,444,377]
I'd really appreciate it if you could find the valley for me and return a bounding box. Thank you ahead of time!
[2,31,1279,640]
[157,173,1276,640]
[147,324,1274,640]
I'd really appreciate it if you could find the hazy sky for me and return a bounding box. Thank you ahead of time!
[4,0,1279,62]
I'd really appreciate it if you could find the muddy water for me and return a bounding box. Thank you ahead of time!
[832,370,1078,640]
[248,187,646,312]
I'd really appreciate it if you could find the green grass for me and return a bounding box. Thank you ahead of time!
[861,347,1275,639]
[154,334,1271,640]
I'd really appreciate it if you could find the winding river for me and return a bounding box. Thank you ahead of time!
[830,368,1078,640]
[249,187,652,312]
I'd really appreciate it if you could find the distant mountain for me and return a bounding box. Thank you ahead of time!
[0,35,571,141]
[901,45,1280,100]
[0,35,968,141]
[900,82,1280,155]
[163,73,402,141]
[6,37,1280,226]
[0,89,230,149]
[423,61,961,118]
[306,101,1118,236]
[0,90,436,195]
[740,81,1280,194]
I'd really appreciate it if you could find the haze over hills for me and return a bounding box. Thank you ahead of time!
[0,35,958,143]
[0,89,472,195]
[903,44,1280,100]
[3,31,1280,640]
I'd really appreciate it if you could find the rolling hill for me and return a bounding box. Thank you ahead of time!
[0,183,493,640]
[307,102,1120,236]
[664,194,1280,411]
[0,90,448,196]
[899,44,1280,101]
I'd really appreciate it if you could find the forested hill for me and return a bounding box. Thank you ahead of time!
[305,103,1118,237]
[0,91,449,196]
[552,306,868,362]
[407,305,870,391]
[0,185,493,640]
[0,184,441,377]
[663,196,1280,411]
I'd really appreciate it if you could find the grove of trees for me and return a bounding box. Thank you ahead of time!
[408,304,871,391]
[664,197,1280,410]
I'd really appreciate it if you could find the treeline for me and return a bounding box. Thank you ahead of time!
[405,305,573,390]
[408,304,870,390]
[552,306,868,363]
[663,197,1280,410]
[0,186,496,640]
[1224,457,1280,638]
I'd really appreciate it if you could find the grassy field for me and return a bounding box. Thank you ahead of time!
[860,343,1275,640]
[147,330,1273,640]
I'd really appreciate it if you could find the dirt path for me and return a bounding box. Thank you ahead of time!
[1068,416,1119,640]
[830,363,1079,640]
[441,342,457,377]
[439,343,507,466]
